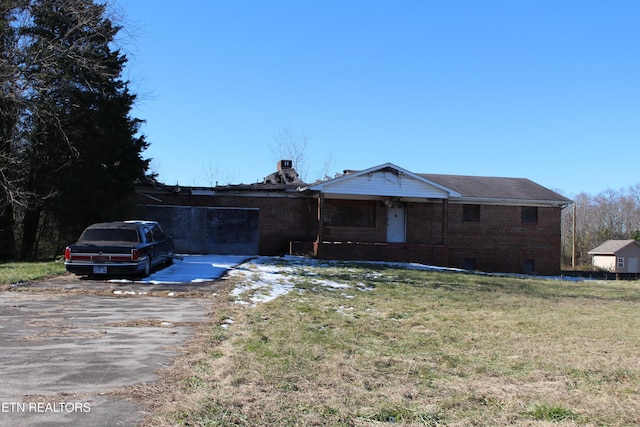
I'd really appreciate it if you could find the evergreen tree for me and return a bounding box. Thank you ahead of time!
[18,0,148,258]
[0,1,26,259]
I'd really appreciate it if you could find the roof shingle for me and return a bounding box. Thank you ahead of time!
[419,173,570,203]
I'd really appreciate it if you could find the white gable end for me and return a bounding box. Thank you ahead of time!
[311,164,457,199]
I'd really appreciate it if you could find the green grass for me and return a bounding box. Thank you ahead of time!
[524,403,578,422]
[0,259,66,287]
[134,258,640,426]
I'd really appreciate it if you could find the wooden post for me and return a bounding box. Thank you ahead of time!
[317,193,324,244]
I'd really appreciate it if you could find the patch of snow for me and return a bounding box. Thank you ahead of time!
[10,281,28,287]
[227,256,375,306]
[220,318,235,329]
[113,290,137,295]
[140,254,253,284]
[98,254,597,306]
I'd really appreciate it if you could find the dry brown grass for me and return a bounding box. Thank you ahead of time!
[138,260,640,426]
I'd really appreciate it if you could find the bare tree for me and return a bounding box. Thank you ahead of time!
[314,153,336,183]
[269,127,337,183]
[562,185,640,268]
[200,163,239,187]
[270,127,309,181]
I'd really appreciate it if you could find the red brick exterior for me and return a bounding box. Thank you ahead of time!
[136,186,563,275]
[446,204,563,274]
[136,189,317,255]
[406,201,446,245]
[198,196,317,255]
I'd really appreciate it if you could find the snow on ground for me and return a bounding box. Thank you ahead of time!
[227,258,299,306]
[226,256,374,306]
[107,254,594,303]
[127,254,253,284]
[225,256,590,307]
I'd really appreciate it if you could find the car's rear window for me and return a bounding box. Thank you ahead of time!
[80,228,140,243]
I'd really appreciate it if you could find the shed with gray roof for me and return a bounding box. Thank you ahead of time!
[588,240,640,273]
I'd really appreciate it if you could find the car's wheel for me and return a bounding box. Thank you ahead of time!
[143,257,151,277]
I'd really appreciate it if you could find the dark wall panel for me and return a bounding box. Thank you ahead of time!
[139,205,259,255]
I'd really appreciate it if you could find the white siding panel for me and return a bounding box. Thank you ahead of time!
[592,255,616,272]
[322,171,449,198]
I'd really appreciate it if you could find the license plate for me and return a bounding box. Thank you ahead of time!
[93,265,108,274]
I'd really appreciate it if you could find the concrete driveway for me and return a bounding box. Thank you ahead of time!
[0,255,251,426]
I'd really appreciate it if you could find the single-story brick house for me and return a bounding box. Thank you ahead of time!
[588,240,640,273]
[135,161,571,275]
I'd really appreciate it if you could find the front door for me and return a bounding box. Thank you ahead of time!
[387,202,406,243]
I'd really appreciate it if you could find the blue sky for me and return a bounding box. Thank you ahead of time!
[116,0,639,197]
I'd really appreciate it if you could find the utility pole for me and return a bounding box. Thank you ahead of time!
[572,203,576,268]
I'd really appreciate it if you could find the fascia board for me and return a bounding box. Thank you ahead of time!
[449,196,571,207]
[309,162,462,197]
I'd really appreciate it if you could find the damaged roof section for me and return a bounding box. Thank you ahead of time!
[138,161,571,206]
[212,160,305,194]
[262,160,302,185]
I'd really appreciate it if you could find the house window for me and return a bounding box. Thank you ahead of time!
[463,204,480,222]
[522,207,538,224]
[324,200,376,227]
[617,257,625,269]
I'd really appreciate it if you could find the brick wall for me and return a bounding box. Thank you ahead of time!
[136,187,563,274]
[136,190,317,255]
[201,195,317,255]
[406,201,445,245]
[447,204,562,275]
[315,241,448,265]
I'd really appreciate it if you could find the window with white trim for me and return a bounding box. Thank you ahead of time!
[617,257,625,269]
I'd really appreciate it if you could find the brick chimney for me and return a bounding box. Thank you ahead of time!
[278,160,293,170]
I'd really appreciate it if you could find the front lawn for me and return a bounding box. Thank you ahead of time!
[135,257,640,425]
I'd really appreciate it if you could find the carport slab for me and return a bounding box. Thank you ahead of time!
[0,293,211,426]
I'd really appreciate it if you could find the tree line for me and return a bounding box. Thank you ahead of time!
[561,184,640,268]
[1,0,148,260]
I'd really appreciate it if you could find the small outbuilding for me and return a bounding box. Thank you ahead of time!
[588,240,640,273]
